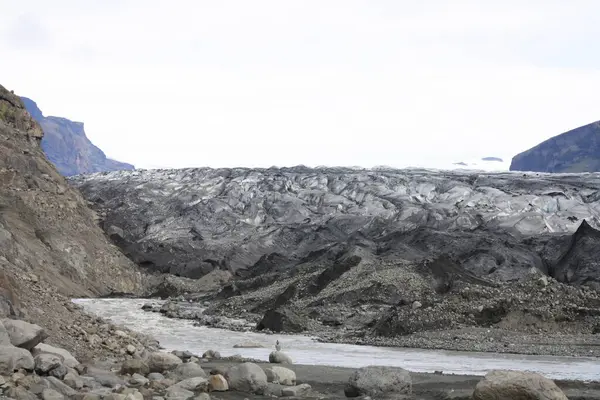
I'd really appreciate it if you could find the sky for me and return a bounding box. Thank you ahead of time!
[1,1,600,170]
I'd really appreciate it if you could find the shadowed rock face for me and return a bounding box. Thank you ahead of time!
[70,167,600,287]
[20,97,134,176]
[510,120,600,173]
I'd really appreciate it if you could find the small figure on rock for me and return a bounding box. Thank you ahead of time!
[275,340,281,351]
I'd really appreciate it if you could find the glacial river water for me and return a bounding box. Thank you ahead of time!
[74,298,600,381]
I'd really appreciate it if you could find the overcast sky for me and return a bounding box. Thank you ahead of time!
[2,1,600,170]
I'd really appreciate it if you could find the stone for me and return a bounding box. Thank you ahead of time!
[344,366,412,398]
[0,345,34,374]
[121,359,150,376]
[225,362,268,394]
[0,321,12,345]
[282,383,311,397]
[169,377,208,392]
[43,377,78,397]
[34,353,63,374]
[85,367,126,388]
[63,372,84,389]
[7,386,39,400]
[165,386,194,400]
[49,365,68,380]
[412,301,422,310]
[148,352,182,373]
[201,350,220,359]
[42,388,65,400]
[169,362,207,381]
[130,373,149,387]
[233,342,264,348]
[207,374,228,391]
[193,395,210,400]
[148,373,165,381]
[172,350,194,361]
[264,366,296,386]
[126,345,137,355]
[472,370,568,400]
[2,319,47,350]
[268,351,293,364]
[32,344,80,368]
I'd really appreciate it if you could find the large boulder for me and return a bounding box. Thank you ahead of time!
[256,308,307,333]
[282,383,312,397]
[32,344,79,368]
[344,366,412,398]
[0,321,12,345]
[2,319,47,350]
[148,352,183,373]
[165,386,194,400]
[225,362,268,394]
[169,362,207,381]
[269,351,293,364]
[208,374,228,391]
[85,367,126,388]
[0,345,34,374]
[472,370,568,400]
[264,366,296,386]
[168,377,208,392]
[34,353,63,374]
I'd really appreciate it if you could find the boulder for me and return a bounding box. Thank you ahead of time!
[129,373,149,387]
[34,353,63,374]
[172,350,194,361]
[48,365,68,380]
[32,344,79,368]
[0,321,12,345]
[2,319,47,350]
[169,377,208,392]
[63,372,83,390]
[85,367,126,388]
[165,386,194,400]
[121,359,150,376]
[269,351,293,364]
[225,362,268,394]
[256,308,307,333]
[126,345,136,355]
[169,362,207,381]
[193,394,210,400]
[0,345,34,374]
[265,366,296,386]
[148,372,165,381]
[472,370,568,400]
[233,342,264,348]
[42,388,65,400]
[208,374,228,391]
[148,352,182,373]
[282,383,311,397]
[7,386,38,400]
[201,350,221,360]
[344,366,412,398]
[43,377,78,397]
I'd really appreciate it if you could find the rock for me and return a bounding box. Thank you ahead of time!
[268,351,293,364]
[282,383,311,397]
[49,365,68,380]
[264,366,296,386]
[121,359,150,376]
[233,342,264,348]
[35,353,63,374]
[193,394,210,400]
[225,362,268,394]
[85,367,126,388]
[412,301,422,310]
[7,386,39,400]
[0,321,12,345]
[344,366,412,398]
[209,367,227,376]
[165,386,194,400]
[169,362,207,381]
[42,388,65,400]
[201,350,220,360]
[172,350,194,361]
[43,377,78,397]
[2,319,47,350]
[256,308,307,333]
[208,374,228,391]
[148,352,183,373]
[129,373,149,387]
[126,345,137,355]
[472,370,568,400]
[32,344,80,368]
[169,377,208,392]
[63,372,83,390]
[0,345,34,374]
[148,373,165,381]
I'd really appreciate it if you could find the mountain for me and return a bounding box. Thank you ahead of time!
[0,85,146,358]
[20,97,134,176]
[510,120,600,173]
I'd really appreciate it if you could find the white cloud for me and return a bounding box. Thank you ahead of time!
[1,0,600,169]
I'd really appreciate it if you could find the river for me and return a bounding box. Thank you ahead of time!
[74,298,600,381]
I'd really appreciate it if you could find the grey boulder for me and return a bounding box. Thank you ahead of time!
[344,366,412,398]
[225,362,268,394]
[2,319,47,350]
[472,370,568,400]
[32,343,79,368]
[34,353,63,374]
[0,344,34,374]
[264,366,296,386]
[269,351,293,364]
[282,383,312,397]
[148,352,183,373]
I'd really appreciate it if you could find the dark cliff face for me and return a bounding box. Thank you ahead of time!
[20,97,134,176]
[510,120,600,173]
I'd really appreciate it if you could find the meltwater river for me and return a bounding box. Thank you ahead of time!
[75,298,600,381]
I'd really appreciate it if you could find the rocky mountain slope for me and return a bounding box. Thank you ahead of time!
[510,120,600,173]
[20,97,134,176]
[71,167,600,345]
[0,85,150,359]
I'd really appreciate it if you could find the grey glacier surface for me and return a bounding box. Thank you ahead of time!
[70,167,600,345]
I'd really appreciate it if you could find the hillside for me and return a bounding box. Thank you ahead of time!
[20,97,134,176]
[510,120,600,173]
